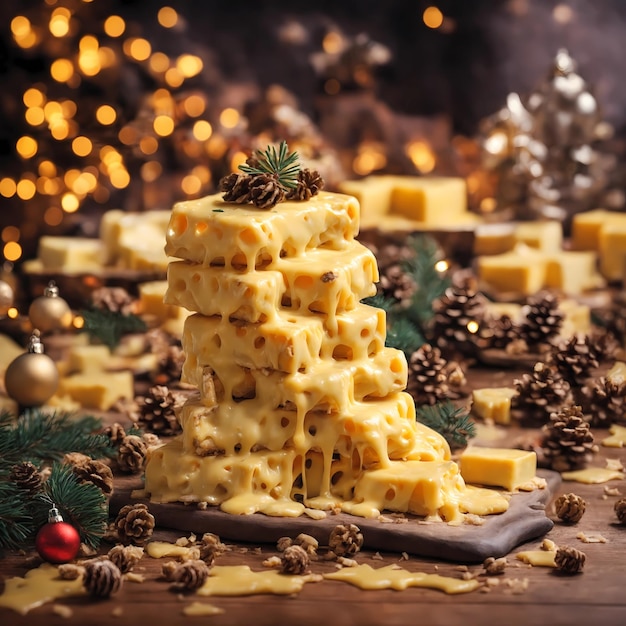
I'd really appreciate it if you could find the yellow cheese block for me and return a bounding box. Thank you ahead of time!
[599,224,626,281]
[0,333,25,372]
[138,280,185,322]
[473,224,516,256]
[559,299,591,337]
[484,302,523,322]
[471,387,517,425]
[37,236,104,271]
[514,220,563,252]
[165,192,360,268]
[607,361,626,384]
[389,177,467,223]
[338,176,397,228]
[67,344,112,374]
[544,250,602,294]
[570,209,626,251]
[477,249,546,295]
[57,370,133,410]
[459,447,537,491]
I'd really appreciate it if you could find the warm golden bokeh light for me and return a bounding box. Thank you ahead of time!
[50,58,74,82]
[16,136,38,159]
[25,107,45,126]
[192,120,212,141]
[434,260,449,273]
[149,52,170,73]
[128,37,151,61]
[23,88,45,108]
[154,115,175,136]
[96,104,116,125]
[7,307,18,320]
[183,94,206,117]
[104,15,125,37]
[2,226,20,242]
[164,67,184,88]
[16,179,36,200]
[72,136,93,157]
[141,161,163,182]
[176,54,203,78]
[406,140,436,173]
[423,6,444,29]
[323,31,343,54]
[181,174,202,195]
[0,178,17,198]
[139,136,159,155]
[44,206,64,226]
[158,6,178,28]
[49,10,71,37]
[3,242,22,262]
[109,168,130,189]
[219,108,240,129]
[61,192,80,212]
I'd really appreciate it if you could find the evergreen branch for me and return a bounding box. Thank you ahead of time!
[0,411,115,471]
[415,401,476,450]
[239,140,300,189]
[80,307,147,350]
[385,317,425,357]
[35,463,107,549]
[404,235,450,328]
[362,293,397,314]
[0,482,34,550]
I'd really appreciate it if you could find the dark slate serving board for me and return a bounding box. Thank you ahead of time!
[110,470,559,564]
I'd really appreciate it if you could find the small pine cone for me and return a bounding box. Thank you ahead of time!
[519,291,564,348]
[248,173,285,209]
[554,546,585,574]
[480,314,520,351]
[117,435,147,474]
[91,286,135,315]
[554,493,586,523]
[58,563,85,580]
[83,559,123,598]
[549,336,599,387]
[146,329,185,386]
[110,397,141,425]
[614,498,626,524]
[541,406,596,472]
[281,545,310,575]
[407,344,449,406]
[379,263,416,306]
[589,330,618,364]
[285,169,324,201]
[163,560,210,591]
[103,422,127,447]
[136,385,185,436]
[276,536,293,552]
[580,377,626,427]
[199,532,227,564]
[444,361,467,399]
[142,432,162,448]
[431,279,488,357]
[219,173,252,203]
[9,461,42,493]
[328,523,363,557]
[512,362,572,423]
[108,544,144,573]
[114,503,155,545]
[72,459,114,496]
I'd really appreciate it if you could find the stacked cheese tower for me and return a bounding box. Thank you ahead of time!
[145,191,507,520]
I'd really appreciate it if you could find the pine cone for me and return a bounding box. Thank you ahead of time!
[370,241,416,306]
[9,461,42,493]
[219,173,252,203]
[136,385,185,435]
[146,329,185,386]
[554,546,585,574]
[549,336,599,387]
[199,533,227,564]
[328,523,363,557]
[103,422,127,447]
[285,168,324,201]
[480,314,520,351]
[595,290,626,346]
[430,278,488,357]
[281,545,310,575]
[541,406,596,472]
[72,459,114,496]
[248,173,285,209]
[615,498,626,524]
[111,397,141,424]
[519,291,564,348]
[407,344,449,406]
[114,503,155,545]
[554,493,586,523]
[588,329,619,364]
[108,544,144,573]
[91,286,135,315]
[580,377,626,427]
[117,434,147,473]
[277,536,293,552]
[512,361,572,423]
[83,559,123,598]
[162,560,210,591]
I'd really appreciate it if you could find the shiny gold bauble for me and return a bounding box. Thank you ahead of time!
[0,280,14,317]
[5,351,59,407]
[29,282,72,333]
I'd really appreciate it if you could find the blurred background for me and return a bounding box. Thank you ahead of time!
[1,0,625,262]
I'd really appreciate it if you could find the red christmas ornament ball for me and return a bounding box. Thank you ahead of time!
[35,520,81,564]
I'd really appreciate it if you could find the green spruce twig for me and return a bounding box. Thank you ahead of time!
[385,317,425,357]
[415,400,476,451]
[239,141,300,190]
[0,482,33,550]
[80,307,147,350]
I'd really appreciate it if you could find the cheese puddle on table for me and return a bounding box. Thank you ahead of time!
[602,425,626,448]
[323,564,479,594]
[0,563,85,615]
[516,550,557,567]
[183,602,225,616]
[146,540,198,559]
[196,565,316,596]
[561,467,624,484]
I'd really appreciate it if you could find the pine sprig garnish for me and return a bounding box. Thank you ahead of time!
[35,463,107,549]
[0,482,33,550]
[239,140,300,190]
[0,411,115,471]
[363,293,397,314]
[415,400,476,450]
[385,317,425,357]
[80,306,147,350]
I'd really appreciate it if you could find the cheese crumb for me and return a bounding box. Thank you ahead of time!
[400,552,409,561]
[576,531,608,544]
[541,538,557,552]
[262,556,282,568]
[337,556,358,567]
[304,508,327,520]
[604,486,622,497]
[52,604,73,619]
[606,458,624,472]
[463,513,485,526]
[504,578,529,594]
[372,552,384,561]
[124,572,145,583]
[517,476,547,492]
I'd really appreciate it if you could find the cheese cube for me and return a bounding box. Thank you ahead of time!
[544,250,602,295]
[67,344,112,374]
[599,224,626,281]
[471,388,517,425]
[338,176,396,228]
[139,280,183,322]
[571,209,626,251]
[559,299,591,337]
[459,447,537,491]
[38,236,104,271]
[607,361,626,384]
[57,370,134,410]
[390,177,467,223]
[478,249,546,295]
[514,220,563,252]
[473,224,516,256]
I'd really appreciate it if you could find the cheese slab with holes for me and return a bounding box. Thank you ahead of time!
[145,189,510,521]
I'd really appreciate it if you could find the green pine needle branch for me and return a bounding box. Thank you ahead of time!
[80,306,147,350]
[239,141,300,190]
[385,317,425,357]
[0,482,34,550]
[415,400,476,451]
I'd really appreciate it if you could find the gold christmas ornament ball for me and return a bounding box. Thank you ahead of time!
[4,332,59,407]
[0,280,14,317]
[29,282,72,333]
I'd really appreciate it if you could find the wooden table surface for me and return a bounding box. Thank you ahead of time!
[1,371,625,626]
